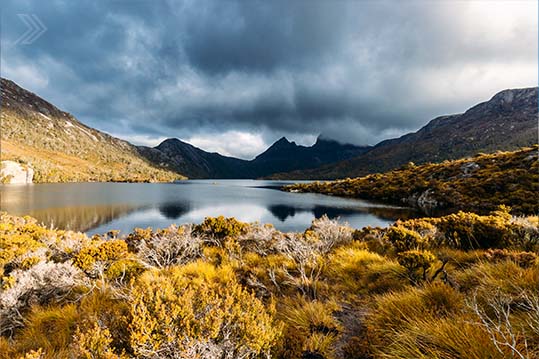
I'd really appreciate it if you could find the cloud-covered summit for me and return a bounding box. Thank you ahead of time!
[2,0,537,159]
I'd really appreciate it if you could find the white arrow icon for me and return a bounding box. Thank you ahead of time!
[15,14,47,45]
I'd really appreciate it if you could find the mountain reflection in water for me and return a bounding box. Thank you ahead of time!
[0,181,419,235]
[26,205,144,232]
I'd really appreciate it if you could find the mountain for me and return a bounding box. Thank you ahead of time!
[5,77,534,182]
[271,87,538,179]
[138,135,371,179]
[0,78,183,183]
[250,136,371,177]
[137,138,254,179]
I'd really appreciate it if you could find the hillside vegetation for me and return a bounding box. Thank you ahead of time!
[285,146,539,215]
[1,210,538,359]
[0,78,183,183]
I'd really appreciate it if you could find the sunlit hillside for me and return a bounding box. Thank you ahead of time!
[286,146,539,215]
[0,78,184,183]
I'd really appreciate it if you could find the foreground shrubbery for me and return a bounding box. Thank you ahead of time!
[285,146,539,215]
[1,211,538,358]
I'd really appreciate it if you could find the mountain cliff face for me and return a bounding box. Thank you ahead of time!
[0,78,183,182]
[138,136,371,179]
[271,87,538,179]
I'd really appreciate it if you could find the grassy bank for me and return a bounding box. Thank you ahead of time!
[284,146,539,215]
[1,209,538,358]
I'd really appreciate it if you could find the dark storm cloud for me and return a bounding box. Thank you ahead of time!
[2,0,537,157]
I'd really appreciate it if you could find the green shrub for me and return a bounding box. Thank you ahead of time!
[194,216,248,241]
[397,250,436,283]
[385,225,428,252]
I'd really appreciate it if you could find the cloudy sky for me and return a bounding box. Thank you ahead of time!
[2,0,537,159]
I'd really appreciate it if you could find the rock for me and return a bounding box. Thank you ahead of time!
[0,161,34,184]
[460,161,480,177]
[403,188,440,214]
[417,189,439,212]
[525,153,538,162]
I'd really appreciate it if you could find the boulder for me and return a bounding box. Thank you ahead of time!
[460,161,480,177]
[0,161,34,184]
[417,189,439,212]
[403,189,440,214]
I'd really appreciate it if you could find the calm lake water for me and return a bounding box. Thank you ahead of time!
[0,180,418,235]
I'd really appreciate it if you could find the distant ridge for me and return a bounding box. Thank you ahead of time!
[137,135,371,179]
[270,87,539,179]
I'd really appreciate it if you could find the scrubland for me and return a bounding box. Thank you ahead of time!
[285,146,539,215]
[1,207,538,359]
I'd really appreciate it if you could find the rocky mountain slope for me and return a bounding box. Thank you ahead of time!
[272,87,538,179]
[138,136,371,179]
[0,78,183,183]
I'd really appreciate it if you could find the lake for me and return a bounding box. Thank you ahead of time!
[0,180,418,235]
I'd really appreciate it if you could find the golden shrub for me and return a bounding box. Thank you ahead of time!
[129,262,281,358]
[194,216,248,240]
[385,225,428,252]
[71,322,127,359]
[72,239,128,272]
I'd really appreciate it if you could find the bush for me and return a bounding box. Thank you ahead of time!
[129,262,282,358]
[375,317,507,359]
[366,283,465,353]
[397,250,436,283]
[306,215,353,250]
[72,239,128,276]
[105,259,145,282]
[454,260,539,298]
[385,224,428,252]
[71,322,127,359]
[326,244,406,296]
[12,304,79,356]
[129,225,203,268]
[194,216,248,241]
[434,211,515,249]
[0,261,87,336]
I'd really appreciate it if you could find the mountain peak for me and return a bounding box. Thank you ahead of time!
[267,137,296,150]
[275,136,293,145]
[314,135,339,146]
[156,138,188,150]
[159,138,184,145]
[467,86,538,116]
